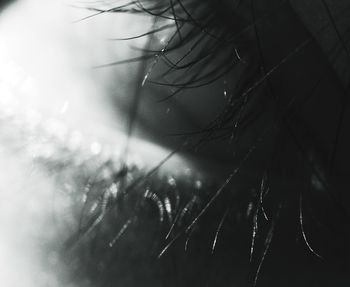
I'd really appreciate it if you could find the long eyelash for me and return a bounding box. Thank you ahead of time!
[252,206,279,287]
[108,23,175,41]
[259,173,269,221]
[211,208,229,254]
[154,133,264,259]
[100,0,350,142]
[299,193,323,259]
[72,1,138,23]
[51,1,350,285]
[92,0,243,95]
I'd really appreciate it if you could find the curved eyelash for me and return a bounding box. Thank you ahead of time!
[91,0,320,145]
[91,0,245,86]
[60,1,350,285]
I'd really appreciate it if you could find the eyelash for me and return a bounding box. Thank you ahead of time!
[51,0,350,286]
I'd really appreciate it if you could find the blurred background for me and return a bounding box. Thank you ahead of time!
[0,1,179,286]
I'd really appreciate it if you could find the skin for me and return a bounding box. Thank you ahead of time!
[1,0,350,286]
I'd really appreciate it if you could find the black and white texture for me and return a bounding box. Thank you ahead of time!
[0,0,350,286]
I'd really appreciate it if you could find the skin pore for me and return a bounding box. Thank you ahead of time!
[1,0,350,287]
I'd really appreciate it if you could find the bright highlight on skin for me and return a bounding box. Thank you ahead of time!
[0,1,190,286]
